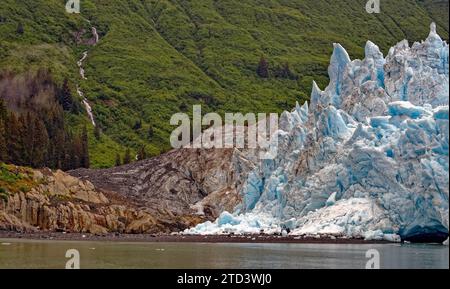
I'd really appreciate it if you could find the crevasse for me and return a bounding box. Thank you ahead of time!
[185,23,449,243]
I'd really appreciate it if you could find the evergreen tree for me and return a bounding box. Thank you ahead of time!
[71,100,81,114]
[115,153,121,167]
[275,62,297,80]
[6,113,25,165]
[0,99,7,162]
[133,119,142,131]
[23,112,36,166]
[32,120,49,167]
[148,125,154,140]
[81,125,90,168]
[72,155,80,170]
[63,151,72,171]
[179,102,188,112]
[137,145,147,161]
[0,120,7,162]
[283,62,295,79]
[16,22,24,35]
[257,56,269,78]
[52,130,66,170]
[0,98,6,120]
[72,135,83,169]
[123,148,132,165]
[58,78,74,111]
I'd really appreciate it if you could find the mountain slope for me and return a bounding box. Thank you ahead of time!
[1,0,448,168]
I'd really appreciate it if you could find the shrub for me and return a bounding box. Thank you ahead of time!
[0,187,9,202]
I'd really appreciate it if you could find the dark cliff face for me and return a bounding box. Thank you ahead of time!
[69,148,255,227]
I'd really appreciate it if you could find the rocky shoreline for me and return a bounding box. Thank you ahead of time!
[0,165,205,234]
[0,231,393,244]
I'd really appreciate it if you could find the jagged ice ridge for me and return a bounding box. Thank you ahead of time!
[185,23,449,243]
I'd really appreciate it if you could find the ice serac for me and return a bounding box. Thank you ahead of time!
[327,43,351,107]
[185,23,449,243]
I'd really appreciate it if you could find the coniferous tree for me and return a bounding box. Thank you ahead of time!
[123,148,132,165]
[115,153,122,167]
[275,62,296,79]
[179,102,188,112]
[16,22,24,35]
[63,150,72,171]
[81,125,90,168]
[137,145,147,161]
[0,98,6,120]
[257,56,269,78]
[133,119,142,131]
[284,62,295,79]
[148,125,154,140]
[32,119,49,167]
[22,112,33,165]
[58,78,74,111]
[0,99,7,162]
[52,129,66,169]
[73,155,80,170]
[0,120,7,162]
[72,135,83,169]
[7,113,25,165]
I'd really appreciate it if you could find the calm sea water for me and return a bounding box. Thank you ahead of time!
[0,238,448,269]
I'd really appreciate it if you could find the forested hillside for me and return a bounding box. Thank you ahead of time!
[0,70,89,170]
[0,0,448,168]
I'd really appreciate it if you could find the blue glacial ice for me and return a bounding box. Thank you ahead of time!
[185,23,449,243]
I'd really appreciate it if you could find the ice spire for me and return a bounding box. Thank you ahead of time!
[300,101,309,122]
[309,80,323,112]
[365,41,384,61]
[329,44,351,80]
[365,41,386,87]
[328,43,351,107]
[423,22,448,75]
[294,101,309,123]
[427,22,442,43]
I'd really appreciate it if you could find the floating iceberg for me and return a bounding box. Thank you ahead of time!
[185,24,449,243]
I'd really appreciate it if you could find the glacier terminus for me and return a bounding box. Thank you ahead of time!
[185,23,449,243]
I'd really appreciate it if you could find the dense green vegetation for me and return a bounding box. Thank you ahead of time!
[0,163,38,200]
[0,71,90,170]
[0,0,448,168]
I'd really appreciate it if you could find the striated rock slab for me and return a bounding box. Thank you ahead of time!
[0,166,203,234]
[70,148,252,222]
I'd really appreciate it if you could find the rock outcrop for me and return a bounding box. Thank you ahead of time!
[0,165,203,234]
[70,148,249,222]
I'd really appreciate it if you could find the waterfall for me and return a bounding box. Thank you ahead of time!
[75,25,99,127]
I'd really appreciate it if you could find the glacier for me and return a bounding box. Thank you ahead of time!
[184,23,449,243]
